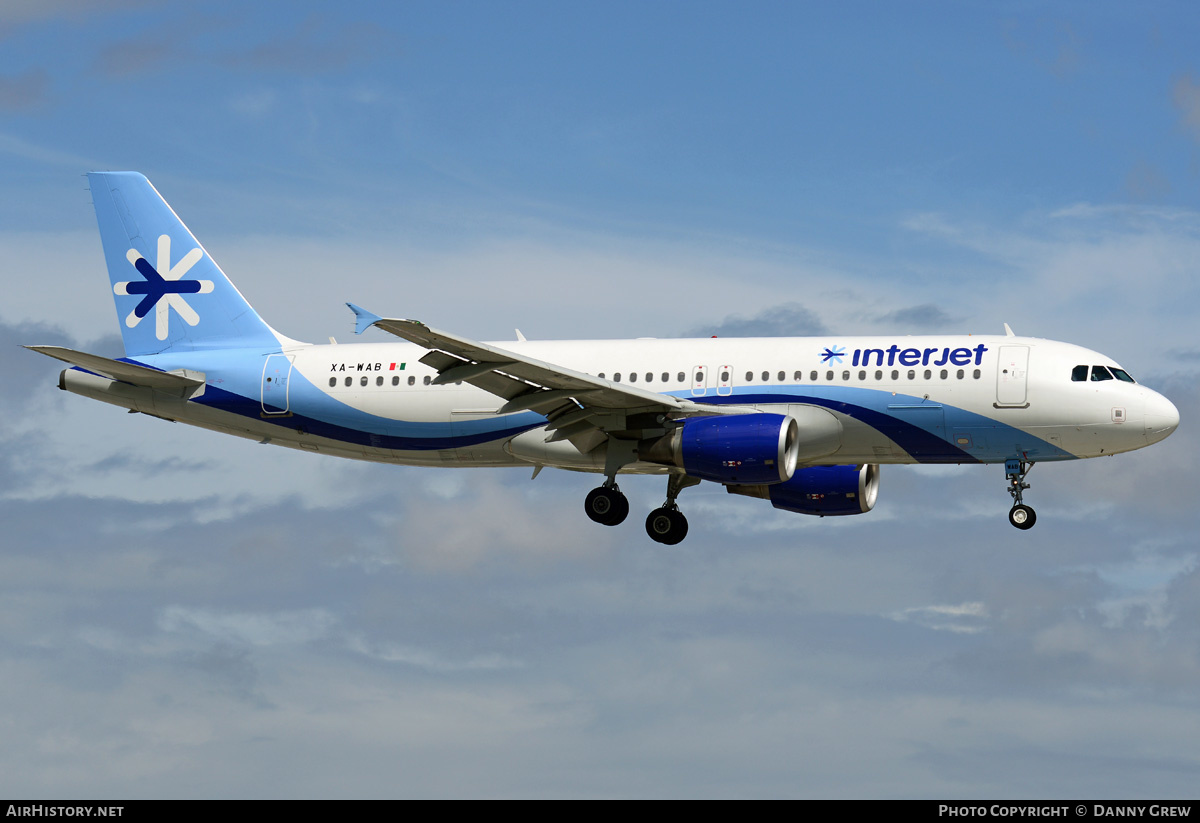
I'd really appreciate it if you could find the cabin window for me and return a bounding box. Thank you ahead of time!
[614,373,622,382]
[677,372,685,382]
[810,370,818,381]
[392,376,399,386]
[598,372,605,379]
[842,370,850,381]
[694,371,703,383]
[423,376,431,385]
[329,377,337,387]
[924,369,932,380]
[408,376,415,386]
[907,370,915,380]
[972,369,981,379]
[940,369,948,380]
[794,370,803,381]
[826,370,834,381]
[875,370,883,380]
[645,372,653,383]
[1071,365,1088,382]
[1091,366,1114,382]
[662,372,669,383]
[956,369,964,379]
[720,370,730,382]
[360,376,368,387]
[376,376,383,386]
[629,373,637,383]
[344,377,352,387]
[762,370,769,381]
[857,370,865,380]
[745,371,753,382]
[891,370,899,381]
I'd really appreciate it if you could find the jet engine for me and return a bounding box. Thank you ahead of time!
[642,413,801,485]
[728,463,880,516]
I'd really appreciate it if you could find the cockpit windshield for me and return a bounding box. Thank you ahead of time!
[1071,365,1136,384]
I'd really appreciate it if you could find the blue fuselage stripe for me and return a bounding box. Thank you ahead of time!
[194,383,543,451]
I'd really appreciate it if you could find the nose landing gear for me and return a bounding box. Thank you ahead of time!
[1005,458,1036,530]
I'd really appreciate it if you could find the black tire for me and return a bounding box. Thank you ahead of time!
[1008,504,1036,530]
[645,507,688,544]
[585,486,628,526]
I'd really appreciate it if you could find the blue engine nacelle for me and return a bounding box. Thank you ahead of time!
[767,464,879,516]
[672,413,801,485]
[728,464,879,515]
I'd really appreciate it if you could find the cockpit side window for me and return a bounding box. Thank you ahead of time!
[1091,366,1114,382]
[1071,365,1088,382]
[1111,368,1136,383]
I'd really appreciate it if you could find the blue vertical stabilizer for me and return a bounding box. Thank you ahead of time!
[88,171,282,356]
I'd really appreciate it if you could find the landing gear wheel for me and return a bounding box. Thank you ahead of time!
[645,507,689,545]
[585,486,629,526]
[1008,504,1036,530]
[1004,459,1037,530]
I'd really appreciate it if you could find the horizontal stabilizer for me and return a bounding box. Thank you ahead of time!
[25,346,204,391]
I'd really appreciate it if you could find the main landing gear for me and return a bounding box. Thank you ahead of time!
[584,482,629,526]
[645,475,700,545]
[584,474,700,544]
[1005,458,1036,530]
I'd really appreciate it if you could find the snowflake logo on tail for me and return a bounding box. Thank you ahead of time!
[114,234,214,340]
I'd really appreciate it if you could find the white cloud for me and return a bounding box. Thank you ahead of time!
[888,602,989,634]
[345,636,521,672]
[158,606,337,647]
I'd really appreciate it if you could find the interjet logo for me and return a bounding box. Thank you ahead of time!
[818,343,989,368]
[820,345,846,364]
[114,234,214,340]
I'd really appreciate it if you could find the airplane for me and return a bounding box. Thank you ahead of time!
[27,172,1180,544]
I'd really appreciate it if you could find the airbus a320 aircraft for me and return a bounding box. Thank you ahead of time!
[29,173,1180,544]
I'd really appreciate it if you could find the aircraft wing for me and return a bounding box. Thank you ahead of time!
[26,346,205,392]
[348,305,731,450]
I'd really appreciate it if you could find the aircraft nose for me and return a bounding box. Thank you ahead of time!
[1145,391,1180,444]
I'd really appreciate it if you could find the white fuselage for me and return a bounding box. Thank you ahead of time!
[61,333,1179,473]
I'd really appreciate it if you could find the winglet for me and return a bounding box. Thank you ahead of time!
[1003,323,1015,337]
[346,303,383,335]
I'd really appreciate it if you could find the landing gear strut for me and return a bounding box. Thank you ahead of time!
[645,474,700,545]
[585,481,629,526]
[1005,458,1036,530]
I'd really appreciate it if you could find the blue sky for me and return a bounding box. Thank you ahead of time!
[3,1,1200,798]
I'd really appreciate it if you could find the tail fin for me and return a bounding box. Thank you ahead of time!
[88,171,284,356]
